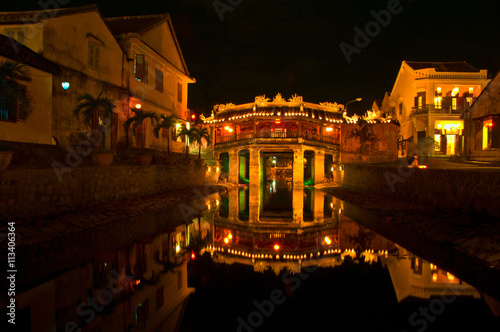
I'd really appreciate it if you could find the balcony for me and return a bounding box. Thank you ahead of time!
[215,130,339,146]
[411,97,475,117]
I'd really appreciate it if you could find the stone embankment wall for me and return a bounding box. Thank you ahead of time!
[337,163,500,217]
[0,161,206,220]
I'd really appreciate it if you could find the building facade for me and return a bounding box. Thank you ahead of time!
[0,34,59,144]
[0,5,194,153]
[382,61,489,157]
[105,14,195,153]
[465,71,500,162]
[0,5,129,148]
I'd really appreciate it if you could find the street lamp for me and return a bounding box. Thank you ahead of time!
[344,98,362,114]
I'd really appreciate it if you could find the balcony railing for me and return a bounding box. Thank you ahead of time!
[215,131,339,145]
[411,97,475,116]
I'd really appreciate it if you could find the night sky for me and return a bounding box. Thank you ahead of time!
[3,0,500,116]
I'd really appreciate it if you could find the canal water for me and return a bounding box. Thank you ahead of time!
[5,184,499,331]
[179,185,498,332]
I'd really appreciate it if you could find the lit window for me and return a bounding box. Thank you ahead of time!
[434,134,441,151]
[466,97,473,106]
[134,54,148,83]
[5,28,26,44]
[418,96,423,108]
[483,119,493,150]
[469,87,474,95]
[177,82,182,103]
[436,87,442,95]
[88,42,100,70]
[434,97,442,110]
[155,69,163,92]
[452,98,457,111]
[451,87,459,97]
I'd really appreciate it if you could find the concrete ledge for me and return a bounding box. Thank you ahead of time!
[0,162,207,220]
[338,163,500,217]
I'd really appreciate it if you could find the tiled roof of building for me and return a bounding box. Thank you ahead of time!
[104,14,168,35]
[405,61,480,73]
[0,5,98,24]
[0,34,60,74]
[213,105,345,121]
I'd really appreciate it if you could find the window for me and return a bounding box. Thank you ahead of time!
[483,119,493,150]
[134,54,148,83]
[451,87,459,97]
[411,257,423,275]
[173,232,185,255]
[5,28,26,44]
[451,98,457,111]
[469,87,474,95]
[177,82,182,103]
[0,84,27,122]
[434,97,442,110]
[415,91,425,109]
[88,42,100,70]
[434,134,441,151]
[155,69,163,92]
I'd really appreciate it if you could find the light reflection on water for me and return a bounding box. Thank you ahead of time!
[10,184,498,332]
[182,184,498,331]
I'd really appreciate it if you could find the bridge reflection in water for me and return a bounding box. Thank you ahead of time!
[181,184,500,331]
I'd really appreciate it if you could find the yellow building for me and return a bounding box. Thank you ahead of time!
[0,34,58,144]
[0,5,130,148]
[465,71,500,162]
[382,61,490,157]
[0,5,195,153]
[105,14,195,153]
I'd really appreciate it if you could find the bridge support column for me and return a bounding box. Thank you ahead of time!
[314,149,325,184]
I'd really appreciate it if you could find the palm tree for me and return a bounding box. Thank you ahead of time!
[72,91,115,149]
[153,114,178,155]
[73,91,115,126]
[123,109,159,150]
[191,126,211,159]
[177,123,195,158]
[0,60,34,121]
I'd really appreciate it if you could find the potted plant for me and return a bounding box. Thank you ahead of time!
[153,114,178,165]
[0,142,13,170]
[123,108,159,165]
[73,91,115,166]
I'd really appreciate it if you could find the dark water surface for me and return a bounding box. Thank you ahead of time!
[5,185,499,332]
[180,185,499,332]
